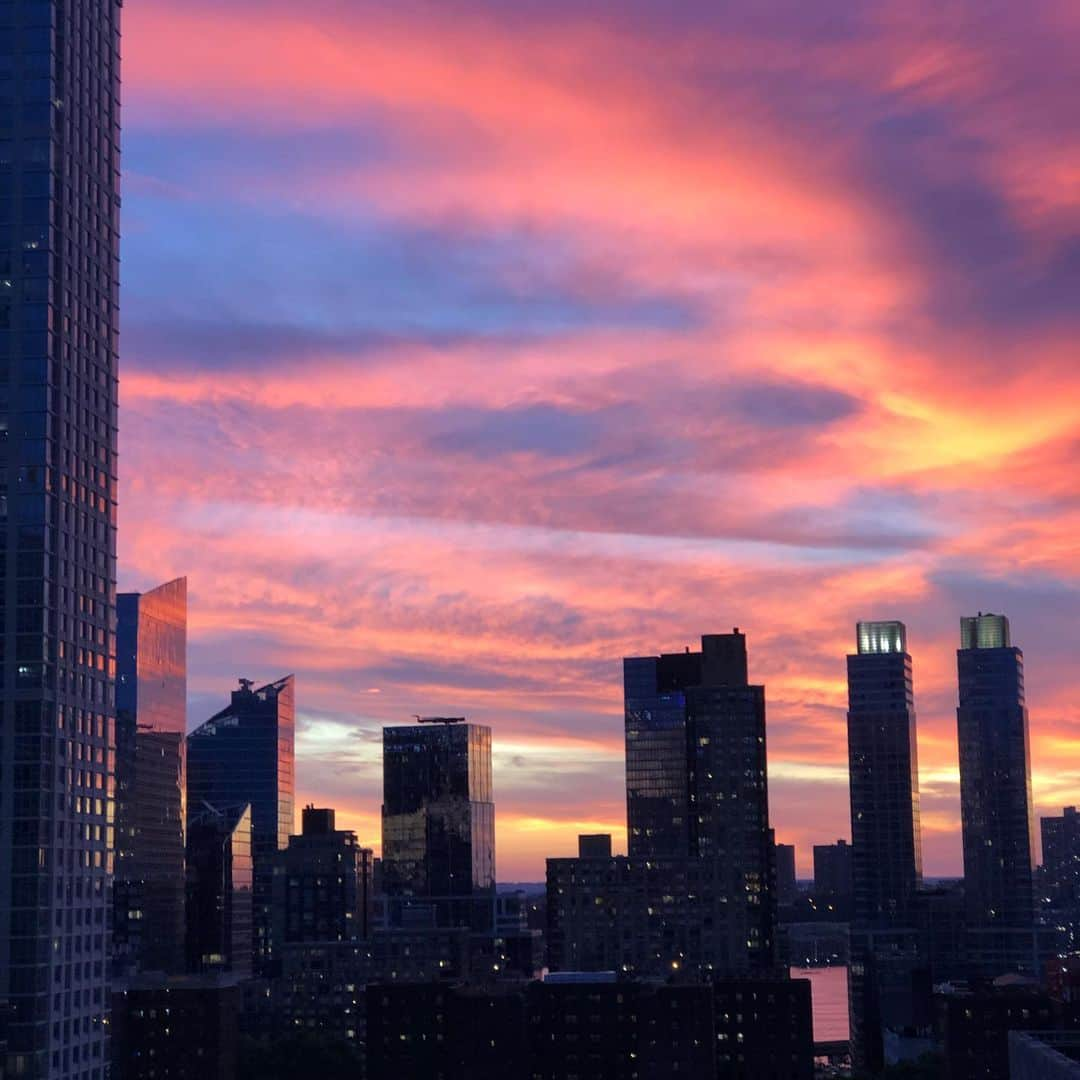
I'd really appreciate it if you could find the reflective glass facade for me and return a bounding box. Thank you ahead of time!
[185,803,252,977]
[186,677,294,975]
[0,2,121,1077]
[381,722,494,901]
[847,621,922,928]
[114,578,187,976]
[622,633,776,970]
[956,614,1035,930]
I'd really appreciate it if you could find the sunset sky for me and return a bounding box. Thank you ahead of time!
[118,0,1080,880]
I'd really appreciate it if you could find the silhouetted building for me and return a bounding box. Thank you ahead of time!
[914,881,968,983]
[1043,807,1080,948]
[185,804,253,977]
[111,974,242,1080]
[0,5,123,1076]
[547,852,771,977]
[274,806,373,943]
[623,632,776,966]
[713,977,814,1080]
[114,579,188,976]
[845,621,928,1074]
[366,982,529,1080]
[939,981,1062,1080]
[813,840,853,902]
[381,718,494,914]
[957,614,1036,975]
[847,621,922,925]
[366,976,718,1080]
[775,843,798,907]
[187,676,295,973]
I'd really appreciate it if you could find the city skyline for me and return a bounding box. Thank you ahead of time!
[114,0,1080,883]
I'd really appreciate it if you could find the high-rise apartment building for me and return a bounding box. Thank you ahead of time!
[114,579,187,976]
[623,632,775,960]
[957,614,1035,934]
[0,3,122,1077]
[187,677,295,973]
[381,718,494,900]
[813,839,854,902]
[1042,807,1080,948]
[273,806,373,943]
[847,621,922,926]
[846,621,926,1074]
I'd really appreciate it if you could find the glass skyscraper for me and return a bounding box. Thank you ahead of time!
[113,578,187,976]
[623,632,776,967]
[186,677,295,975]
[845,621,924,1073]
[381,719,495,901]
[847,620,922,927]
[1,2,122,1077]
[185,803,253,977]
[957,613,1035,931]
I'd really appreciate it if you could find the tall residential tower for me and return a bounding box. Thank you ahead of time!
[957,613,1036,973]
[847,621,922,926]
[1,3,122,1077]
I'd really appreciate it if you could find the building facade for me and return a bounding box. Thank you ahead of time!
[187,676,295,973]
[110,975,242,1080]
[381,719,494,903]
[185,803,253,977]
[813,840,853,903]
[273,805,373,944]
[114,578,187,976]
[775,843,797,907]
[845,621,926,1074]
[847,621,922,926]
[1042,807,1080,948]
[622,632,776,966]
[0,2,122,1077]
[957,614,1036,971]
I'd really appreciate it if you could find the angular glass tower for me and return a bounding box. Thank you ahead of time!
[185,803,253,977]
[847,620,922,926]
[957,613,1035,930]
[186,677,295,975]
[114,578,187,976]
[381,719,494,899]
[1,3,122,1077]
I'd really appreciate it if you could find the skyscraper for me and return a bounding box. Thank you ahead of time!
[114,578,187,976]
[1,3,122,1077]
[187,677,295,974]
[957,614,1035,936]
[622,632,775,961]
[381,718,494,902]
[846,621,926,1073]
[847,621,922,926]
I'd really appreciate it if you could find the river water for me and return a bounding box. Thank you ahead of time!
[791,966,849,1042]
